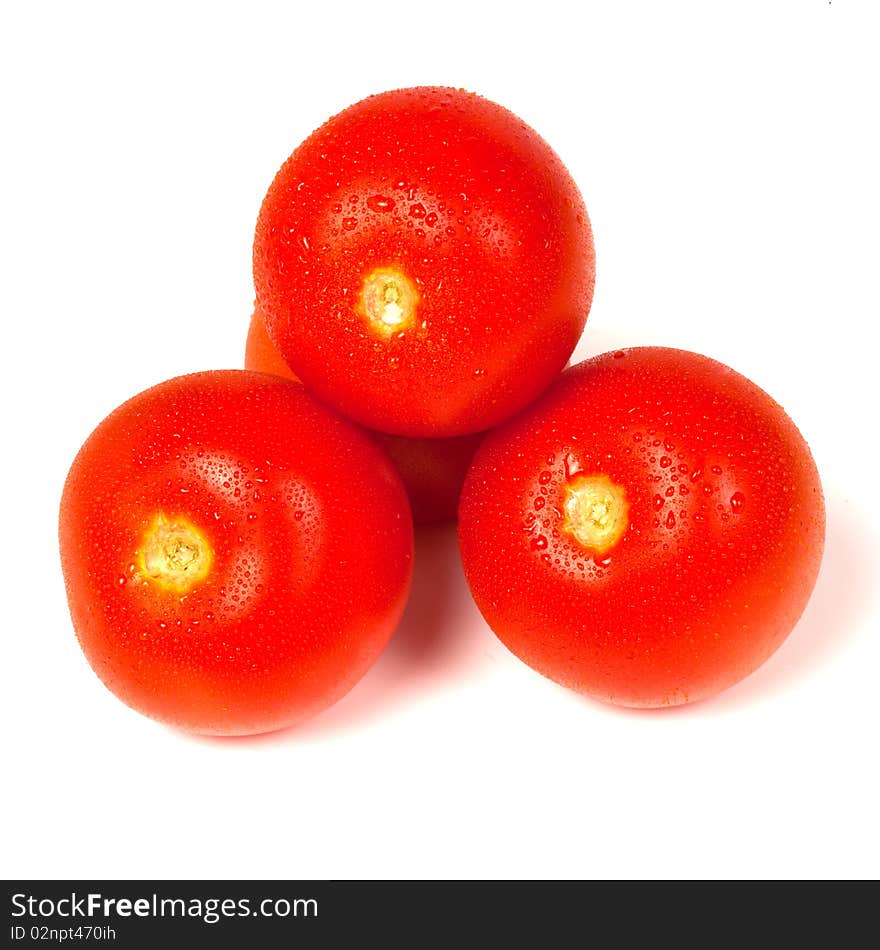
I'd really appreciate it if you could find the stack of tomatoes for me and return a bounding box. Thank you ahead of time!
[60,87,824,735]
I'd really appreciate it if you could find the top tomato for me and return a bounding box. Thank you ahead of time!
[253,86,595,437]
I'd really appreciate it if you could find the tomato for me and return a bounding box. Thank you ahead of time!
[245,309,483,523]
[59,371,413,735]
[253,85,594,438]
[458,348,825,707]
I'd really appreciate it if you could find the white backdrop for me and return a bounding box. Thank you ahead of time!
[2,0,878,879]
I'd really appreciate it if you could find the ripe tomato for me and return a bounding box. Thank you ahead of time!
[253,85,594,438]
[458,348,825,707]
[59,371,413,735]
[245,309,483,523]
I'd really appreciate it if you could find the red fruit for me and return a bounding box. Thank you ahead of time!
[254,85,594,437]
[458,348,825,707]
[59,371,413,735]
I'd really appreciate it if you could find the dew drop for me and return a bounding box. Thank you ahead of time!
[563,453,582,480]
[660,456,672,468]
[653,494,665,511]
[531,535,548,550]
[342,217,357,231]
[538,471,552,485]
[367,195,395,213]
[665,511,677,529]
[533,497,545,510]
[730,492,746,513]
[409,202,426,219]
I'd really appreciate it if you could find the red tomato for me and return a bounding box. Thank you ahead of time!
[253,86,594,438]
[245,309,483,524]
[458,348,825,707]
[59,371,413,735]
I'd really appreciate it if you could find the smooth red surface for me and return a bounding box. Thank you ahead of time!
[59,371,413,735]
[245,309,483,523]
[458,348,825,707]
[253,85,594,437]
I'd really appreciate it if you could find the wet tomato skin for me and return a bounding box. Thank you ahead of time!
[59,371,413,735]
[458,348,825,708]
[253,85,594,437]
[245,310,483,524]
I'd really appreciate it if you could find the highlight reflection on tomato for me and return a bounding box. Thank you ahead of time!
[59,371,413,735]
[245,309,483,524]
[458,348,825,708]
[253,85,595,437]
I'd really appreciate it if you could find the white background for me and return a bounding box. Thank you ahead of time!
[2,1,878,880]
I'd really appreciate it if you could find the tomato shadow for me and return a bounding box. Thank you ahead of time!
[295,522,490,739]
[193,522,489,746]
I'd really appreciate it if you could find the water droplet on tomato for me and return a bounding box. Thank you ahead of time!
[531,535,548,550]
[666,511,676,529]
[342,217,357,231]
[660,456,672,468]
[653,494,665,511]
[533,497,545,510]
[564,453,582,479]
[538,471,552,485]
[730,492,746,512]
[367,195,395,213]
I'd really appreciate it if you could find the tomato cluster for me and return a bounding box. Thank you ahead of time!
[60,86,824,734]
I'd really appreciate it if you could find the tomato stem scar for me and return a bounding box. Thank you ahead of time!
[137,513,213,593]
[562,474,629,554]
[359,266,419,336]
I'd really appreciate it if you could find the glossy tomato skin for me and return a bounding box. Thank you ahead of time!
[253,86,594,438]
[458,348,825,707]
[245,309,483,524]
[59,371,413,735]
